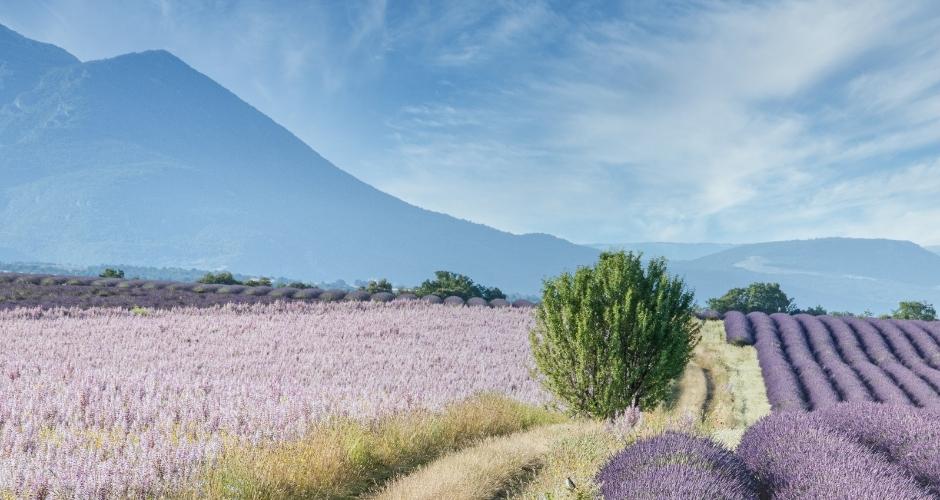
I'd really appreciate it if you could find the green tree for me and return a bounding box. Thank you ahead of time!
[198,272,241,285]
[99,268,125,279]
[362,279,393,294]
[892,301,937,321]
[529,252,700,418]
[244,277,273,287]
[800,305,827,316]
[415,271,505,300]
[707,282,795,314]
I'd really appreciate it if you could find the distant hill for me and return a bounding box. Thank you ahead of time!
[0,24,598,293]
[672,238,940,314]
[588,242,736,262]
[927,246,940,256]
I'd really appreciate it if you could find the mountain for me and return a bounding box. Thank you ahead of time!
[588,242,736,262]
[0,25,598,292]
[672,238,940,313]
[927,246,940,257]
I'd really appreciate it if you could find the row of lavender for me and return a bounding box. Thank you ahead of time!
[723,311,940,410]
[599,402,940,499]
[0,272,535,310]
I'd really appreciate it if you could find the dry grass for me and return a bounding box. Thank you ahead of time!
[372,423,579,500]
[189,393,565,499]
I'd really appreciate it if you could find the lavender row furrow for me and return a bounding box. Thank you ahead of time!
[794,314,872,402]
[748,312,806,410]
[845,318,940,407]
[894,321,940,370]
[771,313,841,409]
[818,316,912,405]
[722,311,753,346]
[870,319,940,390]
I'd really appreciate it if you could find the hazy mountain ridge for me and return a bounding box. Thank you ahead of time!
[0,24,599,293]
[671,238,940,313]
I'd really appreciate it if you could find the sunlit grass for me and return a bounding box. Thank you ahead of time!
[188,393,565,499]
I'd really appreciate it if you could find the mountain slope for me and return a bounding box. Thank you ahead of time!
[588,242,736,261]
[0,25,598,292]
[0,24,78,105]
[672,238,940,313]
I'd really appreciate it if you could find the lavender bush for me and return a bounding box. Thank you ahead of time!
[597,432,758,500]
[722,310,752,345]
[0,302,548,496]
[737,407,934,499]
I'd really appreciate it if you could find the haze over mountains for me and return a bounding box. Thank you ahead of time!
[0,24,598,292]
[2,24,940,312]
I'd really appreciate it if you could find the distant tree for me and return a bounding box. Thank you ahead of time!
[415,271,505,300]
[244,277,273,287]
[707,282,795,314]
[530,252,700,417]
[362,279,393,294]
[891,301,937,321]
[288,281,313,289]
[799,305,827,316]
[99,268,125,279]
[198,271,241,285]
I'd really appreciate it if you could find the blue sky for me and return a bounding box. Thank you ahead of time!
[3,0,940,246]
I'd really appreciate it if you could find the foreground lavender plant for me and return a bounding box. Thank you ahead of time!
[737,408,934,499]
[0,302,547,496]
[597,432,758,500]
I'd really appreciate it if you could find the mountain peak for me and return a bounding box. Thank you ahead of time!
[0,22,80,105]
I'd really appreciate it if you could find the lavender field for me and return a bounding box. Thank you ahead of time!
[599,402,940,498]
[0,302,546,496]
[722,311,940,410]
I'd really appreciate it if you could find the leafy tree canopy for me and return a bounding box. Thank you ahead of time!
[415,271,505,300]
[707,282,795,314]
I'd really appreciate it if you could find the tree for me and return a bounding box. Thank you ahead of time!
[799,305,827,316]
[415,271,505,300]
[99,268,125,279]
[198,271,241,285]
[362,279,393,294]
[892,301,936,321]
[530,252,700,418]
[244,277,273,287]
[707,282,795,314]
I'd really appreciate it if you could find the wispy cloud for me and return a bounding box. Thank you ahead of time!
[3,1,940,245]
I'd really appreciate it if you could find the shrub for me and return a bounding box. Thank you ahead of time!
[443,296,465,307]
[892,301,936,321]
[799,305,827,316]
[707,282,795,314]
[244,277,273,287]
[370,292,394,303]
[99,268,125,279]
[530,251,700,418]
[415,271,505,300]
[363,279,393,294]
[198,272,241,285]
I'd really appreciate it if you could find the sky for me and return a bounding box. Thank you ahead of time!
[2,0,940,246]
